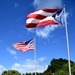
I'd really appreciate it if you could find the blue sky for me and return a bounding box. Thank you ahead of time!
[0,0,75,74]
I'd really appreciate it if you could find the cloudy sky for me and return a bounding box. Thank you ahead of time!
[0,0,75,74]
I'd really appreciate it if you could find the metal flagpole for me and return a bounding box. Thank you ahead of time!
[34,37,37,75]
[64,5,71,75]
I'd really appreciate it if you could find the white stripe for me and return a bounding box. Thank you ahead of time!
[29,10,53,16]
[26,18,40,23]
[40,16,55,22]
[26,16,55,23]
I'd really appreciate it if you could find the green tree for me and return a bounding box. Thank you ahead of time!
[44,58,74,75]
[2,70,21,75]
[71,63,75,75]
[55,70,68,75]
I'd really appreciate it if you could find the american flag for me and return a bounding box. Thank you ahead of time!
[26,8,64,28]
[13,38,34,52]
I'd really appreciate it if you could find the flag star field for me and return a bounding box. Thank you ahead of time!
[0,0,75,74]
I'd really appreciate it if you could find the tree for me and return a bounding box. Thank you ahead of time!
[55,70,68,75]
[71,63,75,75]
[2,70,21,75]
[44,58,74,75]
[50,58,74,73]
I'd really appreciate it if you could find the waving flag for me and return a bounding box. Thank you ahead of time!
[13,38,34,52]
[26,8,64,28]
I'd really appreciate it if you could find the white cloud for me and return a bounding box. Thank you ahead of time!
[38,57,46,62]
[7,47,17,59]
[33,0,62,10]
[36,25,58,38]
[11,58,48,74]
[7,47,16,55]
[0,65,6,75]
[27,25,59,38]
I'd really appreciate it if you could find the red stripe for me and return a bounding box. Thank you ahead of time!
[37,20,59,27]
[27,14,46,19]
[26,23,37,28]
[42,8,62,13]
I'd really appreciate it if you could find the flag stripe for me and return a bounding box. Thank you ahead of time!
[37,20,58,27]
[42,8,62,13]
[27,14,47,20]
[26,18,40,24]
[26,23,37,28]
[26,16,57,23]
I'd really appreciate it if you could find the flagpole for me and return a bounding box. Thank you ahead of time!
[64,5,71,75]
[34,37,37,75]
